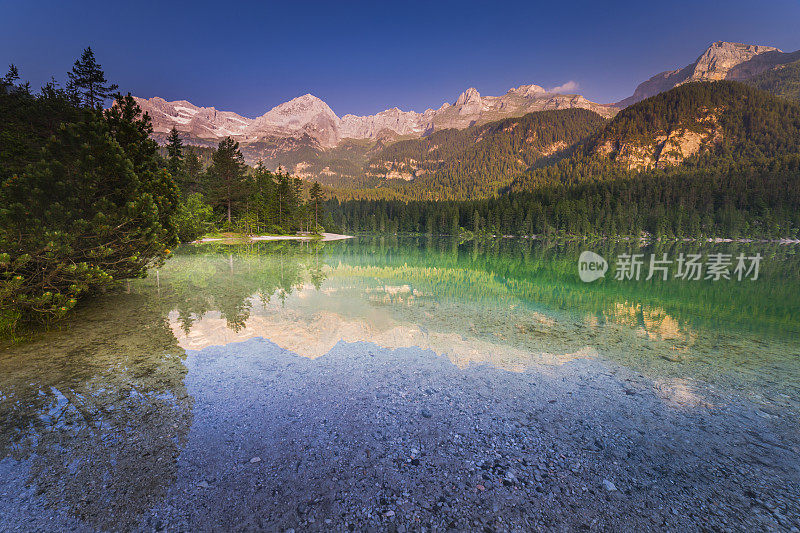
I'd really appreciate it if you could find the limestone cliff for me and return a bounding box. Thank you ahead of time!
[593,109,722,170]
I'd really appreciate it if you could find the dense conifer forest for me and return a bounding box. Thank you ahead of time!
[325,153,800,237]
[745,58,800,102]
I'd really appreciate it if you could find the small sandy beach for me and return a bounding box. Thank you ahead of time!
[195,233,354,244]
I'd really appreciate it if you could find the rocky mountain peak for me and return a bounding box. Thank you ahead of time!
[692,41,781,80]
[261,93,338,123]
[508,84,547,97]
[706,40,781,56]
[241,93,342,147]
[132,95,252,142]
[455,87,482,106]
[617,40,798,107]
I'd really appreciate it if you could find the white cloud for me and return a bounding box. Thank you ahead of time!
[549,81,580,94]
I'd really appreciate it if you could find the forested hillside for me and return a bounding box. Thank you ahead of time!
[331,109,607,200]
[329,81,800,201]
[589,81,800,159]
[745,58,800,102]
[326,153,800,238]
[510,81,800,190]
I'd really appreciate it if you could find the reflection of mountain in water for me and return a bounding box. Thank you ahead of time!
[148,238,800,345]
[323,238,800,339]
[152,239,799,388]
[0,292,191,530]
[169,306,598,371]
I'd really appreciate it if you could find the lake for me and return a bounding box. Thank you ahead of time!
[1,237,799,531]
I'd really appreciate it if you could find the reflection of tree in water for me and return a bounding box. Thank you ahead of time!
[325,238,800,339]
[315,237,800,387]
[0,292,191,531]
[155,236,799,349]
[155,241,329,332]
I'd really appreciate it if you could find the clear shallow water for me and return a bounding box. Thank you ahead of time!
[1,237,799,529]
[162,238,800,400]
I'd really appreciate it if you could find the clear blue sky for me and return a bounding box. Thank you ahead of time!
[1,0,799,117]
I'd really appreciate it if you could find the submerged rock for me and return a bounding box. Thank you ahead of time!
[602,479,618,492]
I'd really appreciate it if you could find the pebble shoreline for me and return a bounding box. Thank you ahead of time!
[2,338,799,531]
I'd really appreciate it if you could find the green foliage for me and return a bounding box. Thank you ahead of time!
[309,182,324,232]
[745,58,800,102]
[158,143,208,197]
[0,66,178,333]
[174,193,214,243]
[166,126,184,177]
[104,93,181,245]
[325,153,800,238]
[186,151,324,236]
[0,67,82,177]
[206,137,247,224]
[235,164,314,234]
[183,147,204,194]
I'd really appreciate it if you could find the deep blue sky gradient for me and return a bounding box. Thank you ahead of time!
[1,0,799,117]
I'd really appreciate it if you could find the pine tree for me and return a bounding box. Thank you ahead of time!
[275,170,295,230]
[1,64,19,93]
[1,93,178,326]
[166,127,184,178]
[208,137,246,225]
[67,47,118,109]
[183,147,203,196]
[104,93,180,248]
[309,182,324,232]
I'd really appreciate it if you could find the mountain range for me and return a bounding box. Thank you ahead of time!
[137,40,800,187]
[137,85,613,150]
